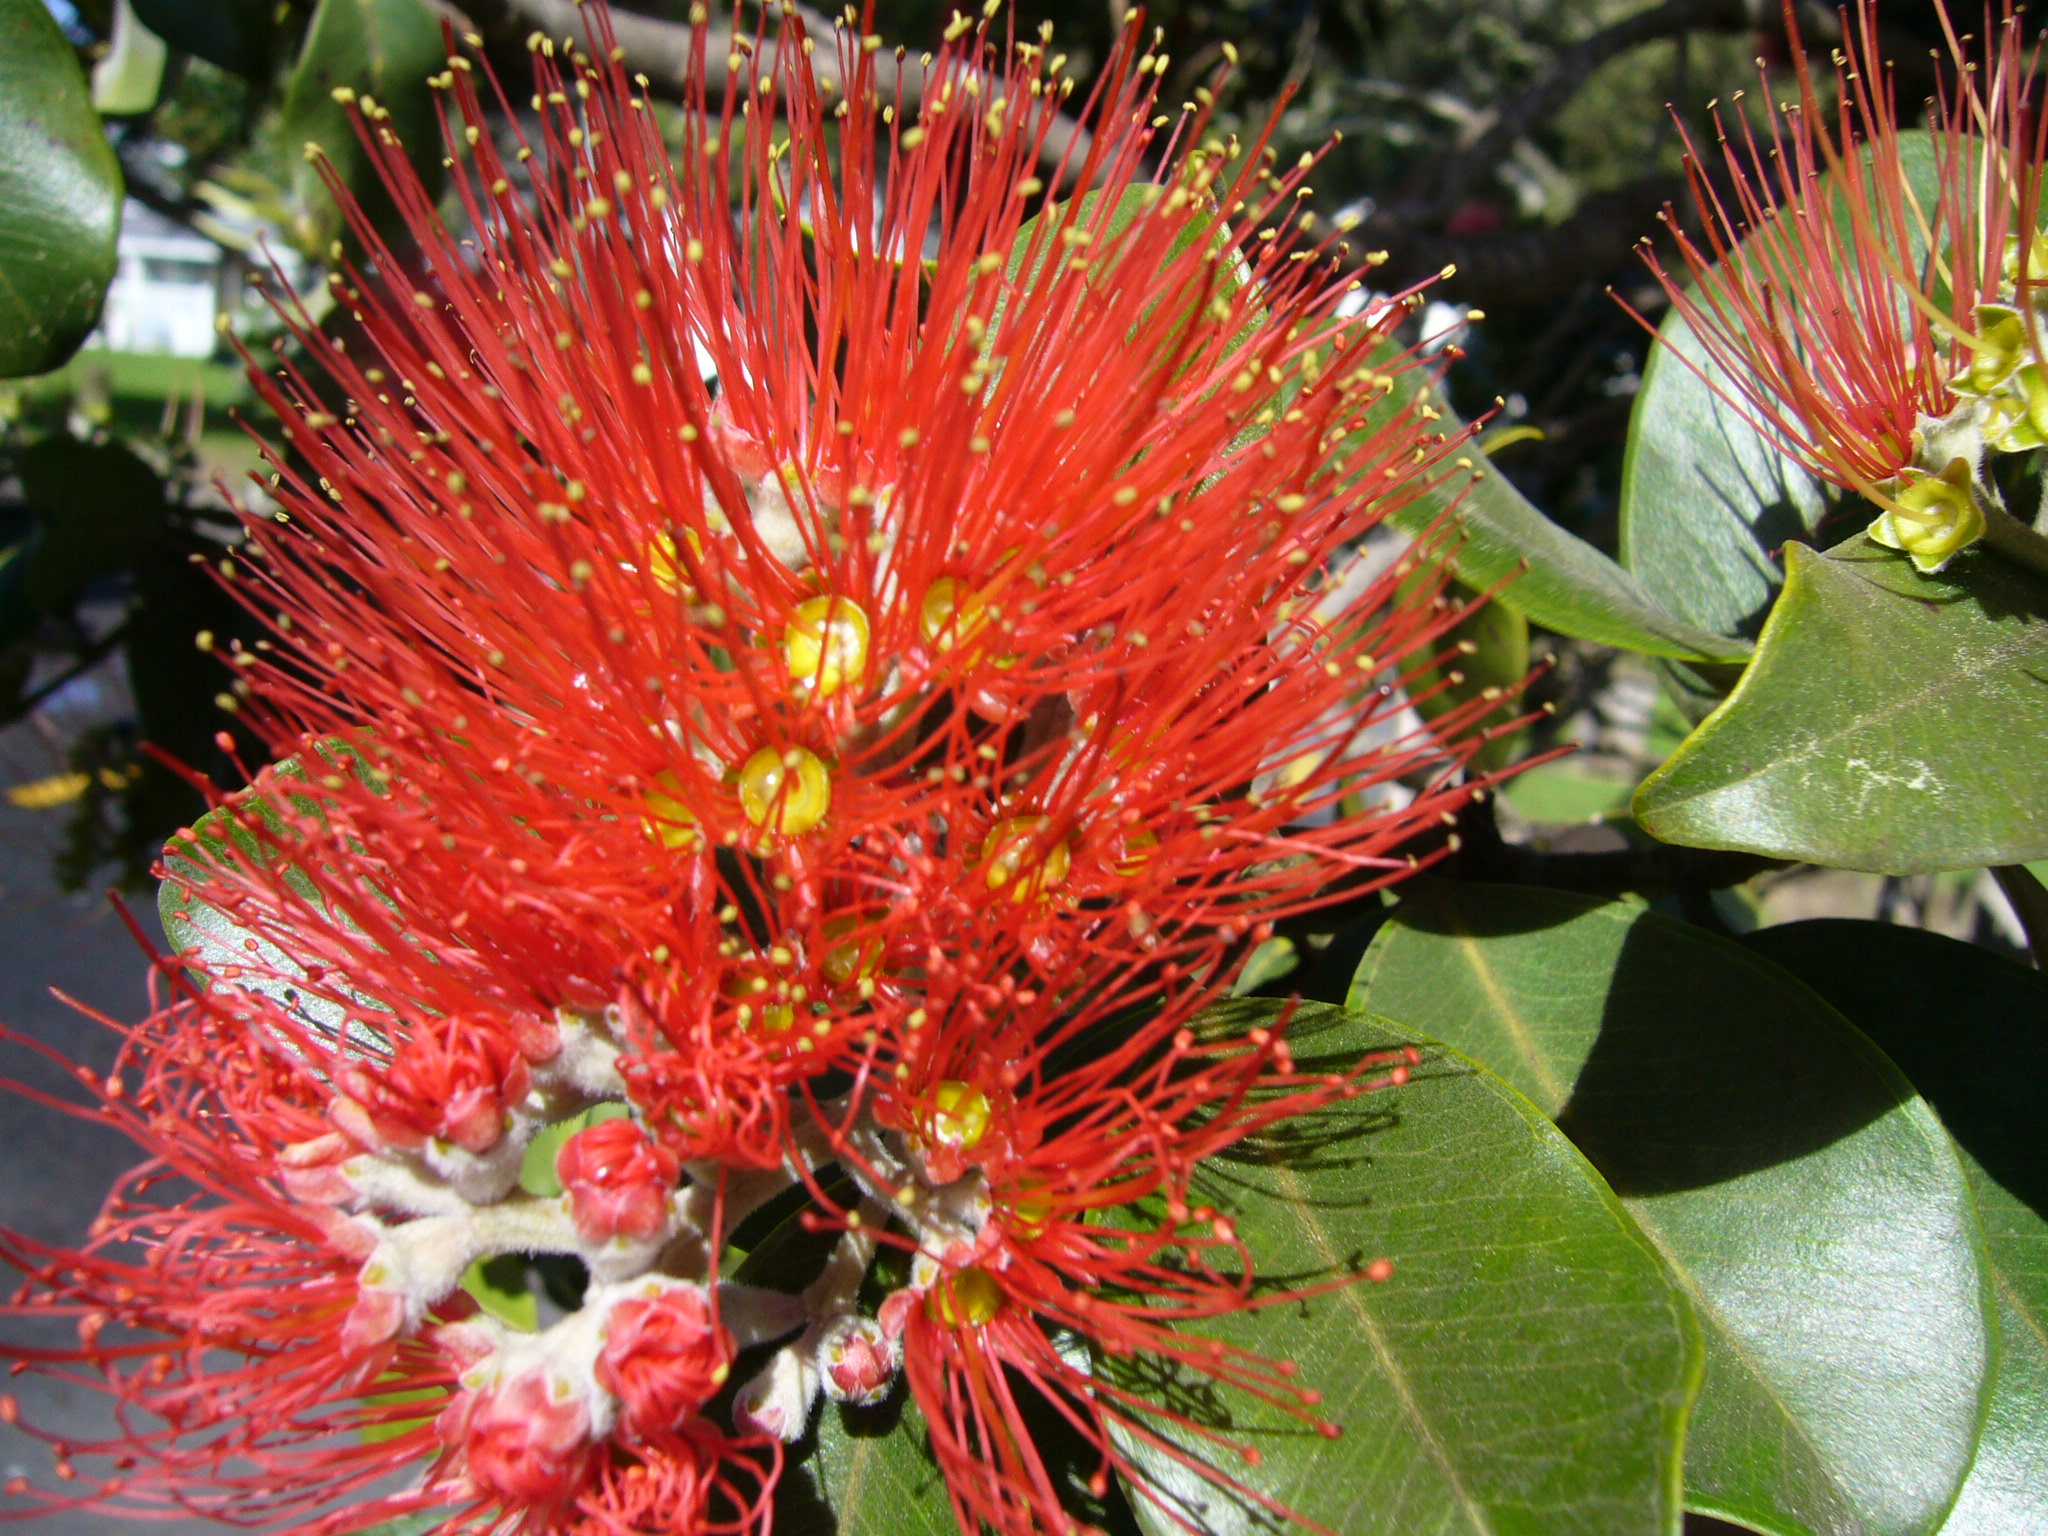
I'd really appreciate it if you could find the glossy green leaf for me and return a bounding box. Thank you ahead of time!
[460,1253,540,1331]
[279,0,444,256]
[1374,371,1751,662]
[91,1,169,117]
[158,746,390,1043]
[0,0,123,377]
[131,0,279,79]
[1617,312,1830,642]
[1114,998,1698,1536]
[1402,574,1530,772]
[1634,534,2048,873]
[1614,133,1943,640]
[1741,920,2048,1536]
[1351,883,1995,1536]
[3,437,168,636]
[776,1398,959,1536]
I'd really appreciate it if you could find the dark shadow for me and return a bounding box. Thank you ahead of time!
[1552,921,1905,1195]
[1745,920,2048,1225]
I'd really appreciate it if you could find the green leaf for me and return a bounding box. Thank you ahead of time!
[0,0,123,377]
[1634,534,2048,873]
[460,1252,539,1332]
[1402,574,1529,773]
[158,745,389,1041]
[1617,134,1937,643]
[1740,920,2048,1536]
[3,437,168,637]
[1113,997,1698,1536]
[1350,883,1995,1536]
[130,0,280,79]
[1618,314,1830,640]
[278,0,444,256]
[776,1397,959,1536]
[1376,371,1752,663]
[517,1102,630,1197]
[92,1,170,117]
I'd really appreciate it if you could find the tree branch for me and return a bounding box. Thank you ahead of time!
[1419,0,1764,218]
[453,0,1095,180]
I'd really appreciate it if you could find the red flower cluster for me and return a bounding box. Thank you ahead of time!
[2,6,1512,1535]
[1634,1,2048,571]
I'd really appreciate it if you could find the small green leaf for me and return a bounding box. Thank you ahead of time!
[278,0,444,256]
[460,1253,539,1332]
[1741,920,2048,1536]
[1351,883,1995,1536]
[0,0,123,377]
[1113,998,1698,1536]
[1634,534,2048,873]
[518,1102,631,1198]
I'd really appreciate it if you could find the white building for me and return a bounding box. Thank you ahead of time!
[93,199,230,357]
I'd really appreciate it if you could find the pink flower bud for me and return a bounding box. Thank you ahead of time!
[819,1316,898,1406]
[596,1285,733,1435]
[556,1116,680,1243]
[730,1346,817,1442]
[444,1370,593,1505]
[276,1133,355,1204]
[338,1285,406,1355]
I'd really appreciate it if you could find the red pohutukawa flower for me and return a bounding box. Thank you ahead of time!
[1633,0,2048,574]
[1,3,1521,1534]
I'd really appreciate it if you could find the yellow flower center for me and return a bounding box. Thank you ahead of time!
[926,1266,1003,1328]
[1871,457,1986,574]
[784,595,870,698]
[819,913,883,987]
[1001,1184,1055,1237]
[737,746,831,835]
[724,969,797,1032]
[642,769,701,850]
[1959,306,2030,396]
[981,815,1070,901]
[919,577,991,650]
[644,528,704,596]
[929,1080,991,1151]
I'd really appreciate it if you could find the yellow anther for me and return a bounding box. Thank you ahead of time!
[981,816,1071,900]
[929,1080,991,1151]
[919,576,990,649]
[738,745,831,834]
[644,528,704,595]
[926,1266,1003,1327]
[1116,825,1159,876]
[820,913,883,986]
[1002,1183,1054,1237]
[642,769,701,850]
[784,595,871,698]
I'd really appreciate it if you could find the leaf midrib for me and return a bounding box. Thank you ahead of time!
[1272,1161,1497,1536]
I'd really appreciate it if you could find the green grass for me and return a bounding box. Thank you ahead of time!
[22,348,252,410]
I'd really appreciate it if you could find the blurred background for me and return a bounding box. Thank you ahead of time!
[0,0,2030,1527]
